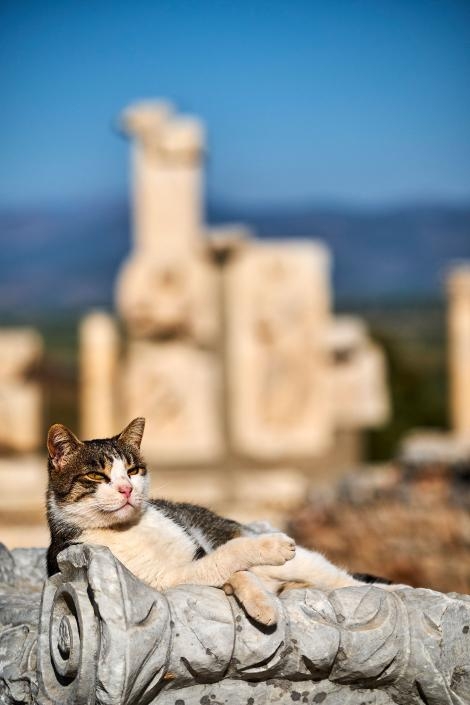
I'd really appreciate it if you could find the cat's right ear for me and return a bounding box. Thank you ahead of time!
[117,417,146,449]
[47,424,82,469]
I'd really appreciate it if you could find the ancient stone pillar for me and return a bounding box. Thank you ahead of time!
[448,264,470,437]
[79,311,119,439]
[120,100,204,258]
[115,102,221,462]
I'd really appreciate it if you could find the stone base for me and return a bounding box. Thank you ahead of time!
[1,543,470,705]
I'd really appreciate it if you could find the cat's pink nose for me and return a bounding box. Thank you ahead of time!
[117,484,132,498]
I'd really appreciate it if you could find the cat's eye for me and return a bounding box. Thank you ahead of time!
[85,472,107,482]
[127,467,140,476]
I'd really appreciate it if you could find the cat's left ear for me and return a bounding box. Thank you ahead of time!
[47,424,83,470]
[117,417,146,449]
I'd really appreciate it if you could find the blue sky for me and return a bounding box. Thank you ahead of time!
[1,0,469,208]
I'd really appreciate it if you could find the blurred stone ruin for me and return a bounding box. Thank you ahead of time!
[0,328,42,454]
[1,101,470,552]
[80,101,390,487]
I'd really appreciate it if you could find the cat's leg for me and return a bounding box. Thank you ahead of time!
[253,546,364,593]
[153,533,296,591]
[223,571,279,626]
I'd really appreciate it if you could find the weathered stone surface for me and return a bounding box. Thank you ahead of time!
[120,101,204,258]
[225,242,333,459]
[2,542,469,705]
[448,263,470,438]
[116,102,218,343]
[0,383,42,453]
[326,316,389,429]
[108,101,223,466]
[0,329,42,383]
[0,327,43,453]
[399,430,470,468]
[79,311,120,439]
[155,680,397,704]
[0,546,45,705]
[116,253,219,343]
[122,342,223,462]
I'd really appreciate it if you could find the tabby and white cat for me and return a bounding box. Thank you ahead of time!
[46,418,390,625]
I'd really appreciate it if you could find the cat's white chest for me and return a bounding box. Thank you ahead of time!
[80,506,196,586]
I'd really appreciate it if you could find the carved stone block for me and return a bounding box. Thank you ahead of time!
[225,242,333,459]
[0,328,42,452]
[0,328,42,383]
[121,342,223,463]
[0,382,42,453]
[116,253,219,343]
[2,543,470,704]
[327,317,390,428]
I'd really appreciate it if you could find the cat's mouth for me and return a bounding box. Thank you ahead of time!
[108,500,137,513]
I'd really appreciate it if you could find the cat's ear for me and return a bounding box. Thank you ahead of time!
[117,417,145,449]
[47,424,82,469]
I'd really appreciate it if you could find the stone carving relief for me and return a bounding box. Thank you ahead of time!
[116,254,218,344]
[226,243,334,459]
[121,342,222,462]
[2,543,469,705]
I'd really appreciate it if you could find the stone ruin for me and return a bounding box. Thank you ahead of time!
[448,264,470,439]
[398,264,470,481]
[0,328,43,453]
[2,539,470,705]
[80,101,389,471]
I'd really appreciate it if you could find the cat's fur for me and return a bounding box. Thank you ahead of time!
[46,418,392,625]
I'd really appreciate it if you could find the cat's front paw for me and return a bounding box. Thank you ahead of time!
[243,589,279,626]
[256,533,296,566]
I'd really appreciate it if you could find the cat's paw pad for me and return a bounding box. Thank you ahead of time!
[244,591,279,626]
[257,533,296,565]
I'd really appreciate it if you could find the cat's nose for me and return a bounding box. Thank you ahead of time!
[117,483,133,498]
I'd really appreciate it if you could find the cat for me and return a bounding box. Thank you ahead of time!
[46,417,393,626]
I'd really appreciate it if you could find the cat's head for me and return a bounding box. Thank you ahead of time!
[46,418,148,530]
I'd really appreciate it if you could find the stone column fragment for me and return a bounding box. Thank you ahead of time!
[121,101,204,258]
[448,264,470,438]
[113,101,222,465]
[79,311,120,440]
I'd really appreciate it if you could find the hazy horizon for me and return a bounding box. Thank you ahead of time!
[1,191,470,215]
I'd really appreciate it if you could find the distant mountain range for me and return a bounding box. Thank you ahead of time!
[1,200,469,314]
